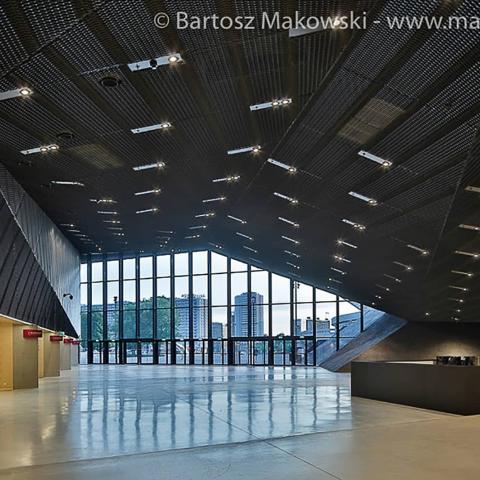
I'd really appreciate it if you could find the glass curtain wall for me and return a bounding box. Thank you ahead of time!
[80,250,384,366]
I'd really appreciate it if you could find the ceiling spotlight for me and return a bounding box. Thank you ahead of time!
[128,53,183,72]
[273,192,298,204]
[278,217,299,227]
[358,150,392,168]
[329,278,342,284]
[195,212,215,218]
[227,145,261,155]
[331,267,346,275]
[449,298,465,303]
[333,254,351,264]
[103,220,121,224]
[21,144,59,155]
[286,262,300,270]
[131,123,171,134]
[227,215,247,224]
[51,181,84,187]
[376,284,391,292]
[342,218,366,231]
[134,189,161,196]
[132,162,165,171]
[383,274,401,283]
[250,98,292,111]
[459,224,480,232]
[136,208,158,214]
[189,225,207,230]
[212,175,240,183]
[284,250,301,258]
[336,239,357,249]
[236,232,254,241]
[19,87,33,96]
[202,196,226,203]
[406,244,429,256]
[97,210,118,215]
[332,17,342,28]
[448,285,469,292]
[185,234,200,239]
[243,246,258,253]
[267,158,297,173]
[348,191,378,206]
[208,242,223,249]
[393,261,413,271]
[282,235,300,245]
[451,270,473,278]
[454,250,479,259]
[0,87,33,101]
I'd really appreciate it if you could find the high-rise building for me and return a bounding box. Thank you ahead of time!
[212,322,223,339]
[232,292,264,336]
[174,294,207,338]
[294,318,302,336]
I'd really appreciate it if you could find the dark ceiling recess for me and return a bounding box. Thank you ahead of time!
[0,0,479,323]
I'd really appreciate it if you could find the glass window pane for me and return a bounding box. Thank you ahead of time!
[364,305,384,329]
[211,274,227,306]
[316,288,336,302]
[272,274,290,304]
[294,282,313,303]
[123,280,136,310]
[157,309,171,339]
[91,283,103,310]
[174,276,189,299]
[174,253,189,276]
[293,303,313,335]
[250,302,266,336]
[193,275,208,302]
[107,260,119,280]
[140,256,153,278]
[192,305,208,338]
[123,258,136,279]
[140,279,153,308]
[174,307,189,339]
[251,271,268,303]
[107,309,119,340]
[232,303,248,336]
[231,272,247,304]
[92,311,103,340]
[316,303,336,337]
[156,255,171,277]
[106,281,119,306]
[339,302,361,347]
[139,309,153,338]
[80,283,88,307]
[193,251,208,274]
[80,263,87,283]
[212,307,227,338]
[211,252,227,273]
[156,278,171,308]
[91,262,103,282]
[123,310,136,339]
[272,304,290,336]
[231,259,247,272]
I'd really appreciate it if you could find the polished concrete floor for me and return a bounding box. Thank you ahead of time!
[0,365,478,479]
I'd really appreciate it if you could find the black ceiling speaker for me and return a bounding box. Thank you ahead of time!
[56,131,74,141]
[99,76,122,88]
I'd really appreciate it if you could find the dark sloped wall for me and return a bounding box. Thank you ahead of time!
[0,166,79,337]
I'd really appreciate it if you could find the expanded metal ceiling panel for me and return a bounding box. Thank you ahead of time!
[1,0,479,323]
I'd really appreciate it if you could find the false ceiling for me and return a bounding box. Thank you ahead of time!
[0,0,479,323]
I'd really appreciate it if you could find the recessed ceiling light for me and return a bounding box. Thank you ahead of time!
[132,162,165,171]
[267,158,297,174]
[243,246,257,253]
[195,212,215,218]
[448,285,469,292]
[103,220,121,224]
[454,250,479,259]
[99,76,122,88]
[185,234,200,239]
[250,98,292,111]
[459,223,480,232]
[449,297,465,303]
[128,53,183,71]
[383,274,401,283]
[188,225,207,230]
[21,144,59,155]
[337,239,358,249]
[51,180,84,187]
[333,254,351,264]
[451,270,473,278]
[202,197,226,203]
[136,208,158,214]
[358,150,392,168]
[329,277,342,284]
[342,218,366,231]
[393,261,413,271]
[236,232,253,241]
[90,198,117,204]
[134,189,161,196]
[97,210,118,215]
[284,250,301,258]
[376,284,391,292]
[131,122,171,134]
[286,262,300,270]
[273,192,298,204]
[227,145,261,155]
[227,215,247,224]
[406,244,429,256]
[208,242,223,249]
[212,175,240,183]
[278,217,299,228]
[282,235,300,245]
[0,87,33,101]
[331,267,346,275]
[349,191,378,206]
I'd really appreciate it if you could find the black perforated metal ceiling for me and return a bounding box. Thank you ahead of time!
[0,0,479,323]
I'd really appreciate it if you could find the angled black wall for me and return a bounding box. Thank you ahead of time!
[0,165,80,337]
